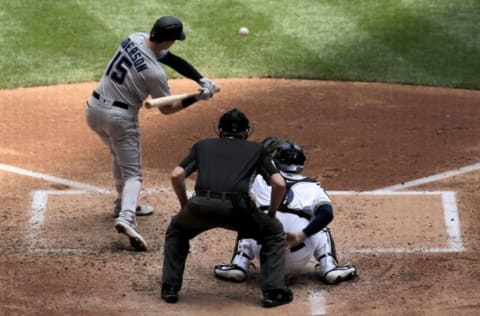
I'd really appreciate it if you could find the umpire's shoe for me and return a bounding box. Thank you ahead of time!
[320,264,357,284]
[262,288,293,308]
[161,284,179,303]
[213,264,247,282]
[114,210,148,251]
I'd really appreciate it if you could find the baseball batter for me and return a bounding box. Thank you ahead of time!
[215,138,357,284]
[86,16,218,251]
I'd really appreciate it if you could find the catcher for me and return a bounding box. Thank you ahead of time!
[214,137,357,284]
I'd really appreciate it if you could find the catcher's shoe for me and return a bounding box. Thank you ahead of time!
[262,288,293,308]
[114,210,148,251]
[319,264,357,284]
[214,264,247,282]
[113,204,154,218]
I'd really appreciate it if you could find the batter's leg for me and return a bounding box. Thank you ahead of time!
[111,115,142,214]
[121,178,141,212]
[112,152,124,199]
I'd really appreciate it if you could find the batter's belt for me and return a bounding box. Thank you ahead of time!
[92,91,131,110]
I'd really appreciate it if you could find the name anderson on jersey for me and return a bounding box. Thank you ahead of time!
[121,37,148,72]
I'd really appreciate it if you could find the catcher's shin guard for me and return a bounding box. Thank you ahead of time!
[321,264,357,284]
[314,227,356,283]
[214,264,248,282]
[214,237,255,282]
[313,227,338,272]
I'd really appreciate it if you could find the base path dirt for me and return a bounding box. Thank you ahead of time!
[0,78,479,315]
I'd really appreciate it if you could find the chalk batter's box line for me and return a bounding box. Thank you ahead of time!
[2,157,477,253]
[329,190,464,253]
[26,189,464,254]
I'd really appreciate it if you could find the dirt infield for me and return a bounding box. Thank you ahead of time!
[0,79,479,315]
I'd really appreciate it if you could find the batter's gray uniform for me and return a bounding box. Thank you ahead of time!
[86,16,218,251]
[87,32,170,213]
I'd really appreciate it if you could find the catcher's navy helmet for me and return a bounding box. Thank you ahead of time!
[273,141,306,173]
[150,16,186,42]
[261,136,289,154]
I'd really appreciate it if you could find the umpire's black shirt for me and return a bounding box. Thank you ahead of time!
[179,137,278,193]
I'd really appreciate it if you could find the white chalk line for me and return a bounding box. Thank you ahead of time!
[329,190,464,253]
[2,162,478,315]
[0,163,108,192]
[442,192,463,251]
[373,162,480,192]
[310,289,327,316]
[0,163,107,251]
[307,162,477,314]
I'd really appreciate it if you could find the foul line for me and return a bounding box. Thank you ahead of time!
[373,162,480,192]
[0,163,107,192]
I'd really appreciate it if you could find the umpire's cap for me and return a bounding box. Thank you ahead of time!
[150,16,186,42]
[218,108,250,133]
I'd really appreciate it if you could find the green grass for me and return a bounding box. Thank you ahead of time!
[1,0,479,89]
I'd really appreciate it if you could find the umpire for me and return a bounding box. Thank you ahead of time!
[161,108,293,308]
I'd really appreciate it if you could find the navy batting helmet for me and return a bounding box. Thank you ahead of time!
[150,16,186,42]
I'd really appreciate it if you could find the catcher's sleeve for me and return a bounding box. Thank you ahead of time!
[303,204,333,237]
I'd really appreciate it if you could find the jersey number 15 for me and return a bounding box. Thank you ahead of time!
[106,52,132,84]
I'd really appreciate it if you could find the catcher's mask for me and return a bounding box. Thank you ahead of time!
[150,16,186,42]
[273,141,307,173]
[217,108,251,139]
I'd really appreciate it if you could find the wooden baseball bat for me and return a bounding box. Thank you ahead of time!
[144,92,200,109]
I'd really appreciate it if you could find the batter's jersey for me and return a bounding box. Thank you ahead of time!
[95,32,171,109]
[250,173,331,220]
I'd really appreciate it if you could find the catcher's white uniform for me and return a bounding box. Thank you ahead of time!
[215,173,356,284]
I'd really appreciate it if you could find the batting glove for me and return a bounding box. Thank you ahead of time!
[199,77,220,95]
[196,87,212,100]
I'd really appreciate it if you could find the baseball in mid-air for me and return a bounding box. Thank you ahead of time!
[239,27,249,37]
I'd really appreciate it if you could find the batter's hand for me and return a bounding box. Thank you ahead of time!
[196,87,213,100]
[199,77,220,95]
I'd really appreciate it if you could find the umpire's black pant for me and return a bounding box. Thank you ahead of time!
[162,194,287,293]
